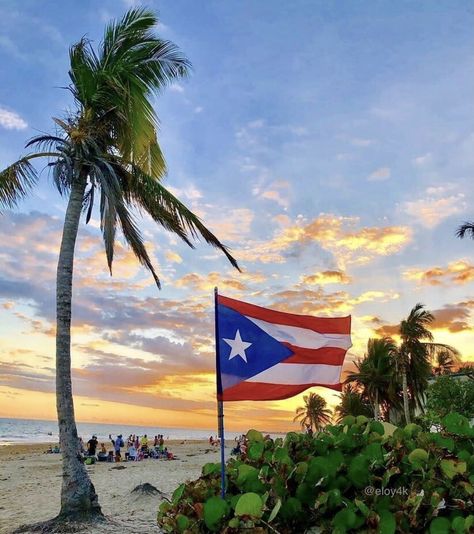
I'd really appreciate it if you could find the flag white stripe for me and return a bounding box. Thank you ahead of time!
[246,363,342,385]
[246,316,352,350]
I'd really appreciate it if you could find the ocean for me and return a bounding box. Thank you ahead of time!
[0,417,247,445]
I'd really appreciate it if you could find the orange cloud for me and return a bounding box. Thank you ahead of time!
[404,260,474,286]
[301,270,351,285]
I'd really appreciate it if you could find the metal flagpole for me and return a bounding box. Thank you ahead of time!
[214,287,226,498]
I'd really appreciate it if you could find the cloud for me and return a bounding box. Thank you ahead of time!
[0,106,28,130]
[165,251,183,264]
[350,138,374,147]
[205,208,254,242]
[402,188,466,228]
[404,259,474,286]
[431,305,473,333]
[173,272,247,293]
[169,83,185,93]
[413,153,432,166]
[367,167,391,182]
[238,214,412,266]
[301,270,351,286]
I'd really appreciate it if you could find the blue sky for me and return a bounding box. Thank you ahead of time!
[0,1,473,430]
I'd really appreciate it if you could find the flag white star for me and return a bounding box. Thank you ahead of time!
[223,329,252,363]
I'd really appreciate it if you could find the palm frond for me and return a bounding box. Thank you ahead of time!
[115,201,161,288]
[456,222,474,239]
[0,153,58,210]
[124,165,240,271]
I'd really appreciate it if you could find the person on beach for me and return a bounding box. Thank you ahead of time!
[154,435,158,447]
[109,433,124,461]
[97,443,107,462]
[87,435,98,456]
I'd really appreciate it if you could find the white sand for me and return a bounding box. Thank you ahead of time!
[0,441,223,533]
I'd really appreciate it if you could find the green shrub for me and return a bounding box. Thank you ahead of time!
[157,413,474,533]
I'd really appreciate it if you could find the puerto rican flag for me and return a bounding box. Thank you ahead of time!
[216,295,351,401]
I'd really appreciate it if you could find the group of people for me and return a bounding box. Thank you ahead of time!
[79,432,174,463]
[208,435,221,447]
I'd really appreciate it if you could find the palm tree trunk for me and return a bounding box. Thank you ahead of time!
[56,174,102,519]
[374,390,379,421]
[402,369,411,425]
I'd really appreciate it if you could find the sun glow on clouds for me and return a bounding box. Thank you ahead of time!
[404,260,474,286]
[237,214,412,267]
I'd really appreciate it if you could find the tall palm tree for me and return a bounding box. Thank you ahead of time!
[456,222,474,240]
[293,392,332,432]
[397,304,458,424]
[334,384,373,422]
[345,337,398,420]
[0,9,238,524]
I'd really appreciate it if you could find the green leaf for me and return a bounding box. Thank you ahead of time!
[403,423,422,438]
[341,415,356,426]
[280,497,303,520]
[203,496,229,532]
[176,514,190,533]
[202,462,220,476]
[333,508,357,530]
[370,421,385,435]
[234,492,263,518]
[378,510,396,534]
[451,516,465,534]
[348,455,370,488]
[356,415,369,425]
[381,422,397,437]
[429,517,451,534]
[248,441,264,461]
[440,459,466,479]
[268,498,282,522]
[246,429,264,442]
[354,498,369,517]
[408,448,429,469]
[172,483,185,504]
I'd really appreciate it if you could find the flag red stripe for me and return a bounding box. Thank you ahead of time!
[218,294,350,334]
[282,345,347,365]
[219,381,342,401]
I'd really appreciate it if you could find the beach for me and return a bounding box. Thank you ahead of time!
[0,441,222,534]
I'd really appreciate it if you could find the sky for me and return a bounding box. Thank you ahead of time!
[0,0,473,433]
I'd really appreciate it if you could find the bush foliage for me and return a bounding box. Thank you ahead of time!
[158,413,474,533]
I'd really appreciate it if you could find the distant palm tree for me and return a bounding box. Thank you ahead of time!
[397,304,458,424]
[0,9,238,524]
[334,384,373,422]
[293,392,332,432]
[456,222,474,239]
[346,337,398,420]
[432,349,461,376]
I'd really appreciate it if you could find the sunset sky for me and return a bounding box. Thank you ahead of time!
[0,1,473,433]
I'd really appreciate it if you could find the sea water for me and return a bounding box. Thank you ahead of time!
[0,417,249,445]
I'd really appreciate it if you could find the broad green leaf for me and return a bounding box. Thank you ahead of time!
[234,492,263,518]
[203,496,229,531]
[429,517,451,534]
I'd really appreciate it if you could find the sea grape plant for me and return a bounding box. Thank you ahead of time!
[158,413,474,533]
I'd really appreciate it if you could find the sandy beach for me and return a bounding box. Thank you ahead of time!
[0,441,222,534]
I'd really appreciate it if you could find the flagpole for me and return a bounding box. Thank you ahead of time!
[214,287,226,498]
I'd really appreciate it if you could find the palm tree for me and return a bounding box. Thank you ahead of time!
[345,338,398,420]
[0,9,238,524]
[431,348,461,376]
[334,384,373,422]
[397,304,458,424]
[293,392,332,432]
[456,222,474,239]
